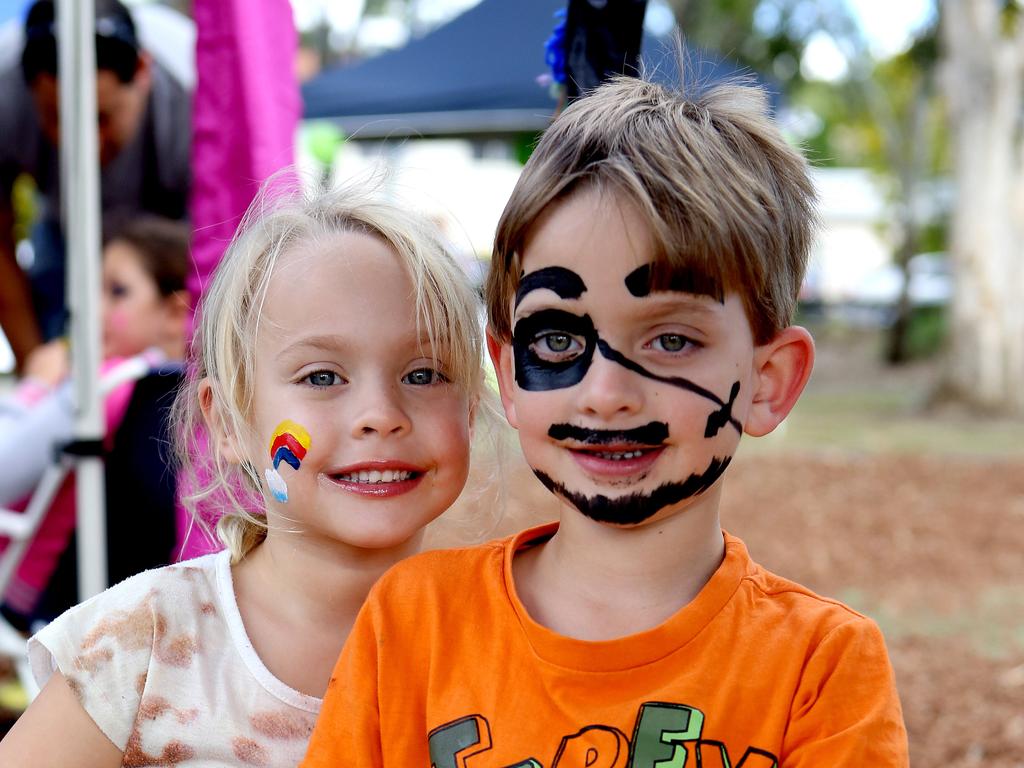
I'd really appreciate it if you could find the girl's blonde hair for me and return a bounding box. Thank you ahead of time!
[174,177,488,562]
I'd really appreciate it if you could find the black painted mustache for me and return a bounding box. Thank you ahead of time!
[547,421,670,446]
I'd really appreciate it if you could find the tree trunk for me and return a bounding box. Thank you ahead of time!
[884,75,930,365]
[940,0,1024,414]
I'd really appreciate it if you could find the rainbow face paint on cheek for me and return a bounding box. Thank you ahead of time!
[263,420,312,503]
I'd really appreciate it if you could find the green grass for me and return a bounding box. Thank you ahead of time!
[839,586,1024,659]
[748,324,1024,459]
[751,389,1024,458]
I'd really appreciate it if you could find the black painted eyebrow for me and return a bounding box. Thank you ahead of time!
[625,264,724,303]
[515,267,587,308]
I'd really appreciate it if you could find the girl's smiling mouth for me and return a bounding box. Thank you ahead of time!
[326,461,426,497]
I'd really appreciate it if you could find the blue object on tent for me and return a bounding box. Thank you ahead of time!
[301,0,778,139]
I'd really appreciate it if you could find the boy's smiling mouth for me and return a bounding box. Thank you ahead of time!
[568,444,665,479]
[548,422,668,479]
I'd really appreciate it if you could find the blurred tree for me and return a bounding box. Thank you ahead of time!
[665,0,852,91]
[869,29,946,364]
[939,0,1024,414]
[667,0,950,365]
[802,22,947,364]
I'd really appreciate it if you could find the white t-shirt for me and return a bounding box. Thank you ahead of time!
[28,550,321,766]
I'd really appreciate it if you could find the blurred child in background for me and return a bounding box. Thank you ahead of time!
[0,216,190,630]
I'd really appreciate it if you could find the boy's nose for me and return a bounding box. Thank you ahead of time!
[350,385,412,438]
[575,351,644,419]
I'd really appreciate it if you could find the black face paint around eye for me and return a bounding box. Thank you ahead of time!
[514,266,587,309]
[511,309,743,435]
[511,309,597,391]
[624,264,725,303]
[548,422,669,447]
[533,455,732,525]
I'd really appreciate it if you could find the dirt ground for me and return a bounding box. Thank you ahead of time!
[726,453,1024,767]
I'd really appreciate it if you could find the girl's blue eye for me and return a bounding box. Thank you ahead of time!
[306,370,341,387]
[403,368,448,386]
[109,282,128,298]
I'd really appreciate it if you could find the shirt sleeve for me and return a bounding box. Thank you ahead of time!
[27,583,158,751]
[783,616,909,766]
[301,596,384,768]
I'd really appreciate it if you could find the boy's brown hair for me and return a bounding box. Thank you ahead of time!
[486,76,817,344]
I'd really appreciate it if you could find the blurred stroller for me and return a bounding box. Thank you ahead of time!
[0,355,183,698]
[0,216,194,698]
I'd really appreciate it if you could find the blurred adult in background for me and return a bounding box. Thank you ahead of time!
[0,0,191,371]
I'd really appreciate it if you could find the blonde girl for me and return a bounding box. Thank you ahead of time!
[0,181,486,767]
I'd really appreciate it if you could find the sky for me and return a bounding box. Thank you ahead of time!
[847,0,935,56]
[799,0,934,80]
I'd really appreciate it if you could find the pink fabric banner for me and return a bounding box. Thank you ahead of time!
[188,0,300,307]
[180,0,300,560]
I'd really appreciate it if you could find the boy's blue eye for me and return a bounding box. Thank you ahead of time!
[656,334,687,352]
[306,370,341,387]
[544,333,572,352]
[530,331,584,361]
[403,368,448,386]
[109,282,129,298]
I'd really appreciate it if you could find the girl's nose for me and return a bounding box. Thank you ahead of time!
[349,383,412,438]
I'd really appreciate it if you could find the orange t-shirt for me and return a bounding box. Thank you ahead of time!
[303,523,908,767]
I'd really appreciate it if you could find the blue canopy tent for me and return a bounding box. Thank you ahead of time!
[301,0,774,140]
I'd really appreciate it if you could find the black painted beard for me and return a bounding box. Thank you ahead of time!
[532,455,732,525]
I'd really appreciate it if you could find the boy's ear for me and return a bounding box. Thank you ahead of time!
[486,331,519,429]
[744,326,814,438]
[198,378,243,464]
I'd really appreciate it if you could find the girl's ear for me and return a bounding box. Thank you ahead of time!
[744,326,815,438]
[198,378,242,465]
[486,331,519,429]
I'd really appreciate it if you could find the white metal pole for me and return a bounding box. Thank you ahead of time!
[57,0,107,600]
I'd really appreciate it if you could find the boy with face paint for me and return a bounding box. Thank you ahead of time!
[302,77,909,767]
